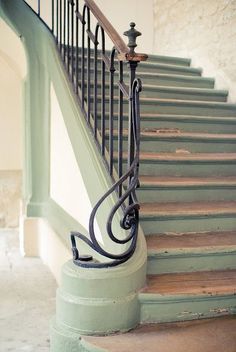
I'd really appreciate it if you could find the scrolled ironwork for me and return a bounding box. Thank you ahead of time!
[71,77,142,268]
[23,0,148,268]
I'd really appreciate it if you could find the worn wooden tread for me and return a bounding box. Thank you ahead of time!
[146,231,236,252]
[137,61,201,73]
[142,113,236,122]
[141,269,236,295]
[140,201,236,217]
[111,112,236,124]
[84,317,236,352]
[95,96,236,109]
[137,152,236,162]
[139,176,236,187]
[141,84,227,96]
[114,130,236,141]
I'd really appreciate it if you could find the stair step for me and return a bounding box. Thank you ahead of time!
[80,70,214,88]
[137,176,236,202]
[93,84,227,102]
[137,62,202,76]
[141,201,236,218]
[139,270,236,323]
[146,231,236,274]
[144,54,191,67]
[111,131,236,153]
[138,98,236,116]
[138,114,236,132]
[126,152,236,177]
[102,113,236,132]
[140,200,236,234]
[93,97,236,117]
[141,85,227,102]
[115,152,236,177]
[75,60,202,76]
[83,317,236,352]
[142,269,236,295]
[67,47,192,67]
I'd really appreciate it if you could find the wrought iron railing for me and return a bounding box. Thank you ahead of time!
[24,0,148,268]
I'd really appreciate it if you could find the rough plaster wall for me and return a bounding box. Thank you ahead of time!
[0,171,21,228]
[153,0,236,101]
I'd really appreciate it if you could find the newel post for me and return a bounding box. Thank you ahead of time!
[124,23,148,201]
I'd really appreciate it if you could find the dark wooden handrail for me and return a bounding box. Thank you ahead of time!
[84,0,148,62]
[84,0,129,55]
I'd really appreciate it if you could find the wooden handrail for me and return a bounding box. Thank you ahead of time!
[84,0,148,62]
[84,0,129,55]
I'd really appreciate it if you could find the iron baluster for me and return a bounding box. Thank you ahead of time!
[75,0,79,93]
[118,61,124,198]
[63,0,66,61]
[86,8,91,124]
[67,0,70,72]
[70,0,74,80]
[38,0,40,16]
[101,32,106,156]
[93,25,99,140]
[109,48,116,176]
[81,7,85,109]
[59,0,62,51]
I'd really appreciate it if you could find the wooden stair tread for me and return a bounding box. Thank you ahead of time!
[84,317,236,352]
[140,201,236,216]
[142,269,236,295]
[115,130,236,140]
[139,176,236,187]
[137,152,236,162]
[141,84,226,94]
[146,231,236,251]
[97,95,236,108]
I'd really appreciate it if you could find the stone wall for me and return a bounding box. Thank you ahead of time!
[0,171,21,227]
[153,0,236,101]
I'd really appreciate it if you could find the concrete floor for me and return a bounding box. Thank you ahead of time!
[0,229,57,352]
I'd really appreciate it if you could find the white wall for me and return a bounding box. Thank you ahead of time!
[0,19,26,227]
[153,0,236,101]
[0,19,26,170]
[50,84,102,241]
[95,0,154,54]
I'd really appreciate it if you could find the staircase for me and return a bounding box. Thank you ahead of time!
[126,54,236,323]
[80,50,236,323]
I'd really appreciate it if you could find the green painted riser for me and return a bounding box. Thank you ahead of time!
[147,250,236,275]
[139,74,214,89]
[92,86,227,102]
[137,187,236,203]
[115,161,236,177]
[69,50,192,67]
[139,294,236,323]
[92,100,236,117]
[139,102,236,117]
[80,71,215,88]
[98,115,236,133]
[110,138,236,153]
[135,54,191,67]
[140,216,236,235]
[74,62,202,77]
[138,119,236,133]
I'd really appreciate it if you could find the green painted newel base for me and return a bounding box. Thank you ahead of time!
[50,237,147,351]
